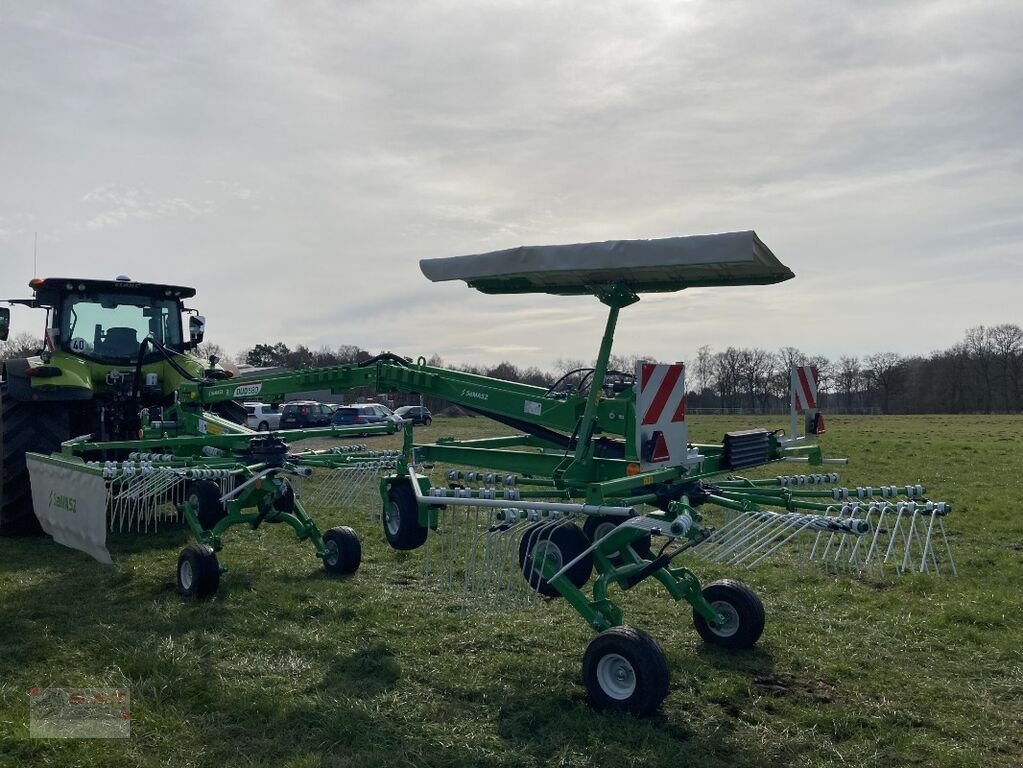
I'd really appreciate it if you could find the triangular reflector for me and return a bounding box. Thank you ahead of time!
[651,431,671,463]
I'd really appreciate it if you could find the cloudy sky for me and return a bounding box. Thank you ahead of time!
[2,1,1020,369]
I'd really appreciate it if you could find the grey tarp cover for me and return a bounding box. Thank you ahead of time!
[27,454,112,565]
[419,230,794,296]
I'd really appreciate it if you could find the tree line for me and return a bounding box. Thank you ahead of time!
[3,324,1021,414]
[232,324,1023,415]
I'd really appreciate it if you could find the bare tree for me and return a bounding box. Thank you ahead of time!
[520,366,553,387]
[552,357,587,375]
[551,357,589,392]
[837,355,861,410]
[713,347,744,409]
[693,344,713,395]
[808,354,833,408]
[195,342,238,372]
[0,331,42,360]
[772,346,807,406]
[964,326,995,412]
[738,347,773,411]
[486,361,521,382]
[336,344,366,364]
[864,352,904,414]
[989,323,1023,411]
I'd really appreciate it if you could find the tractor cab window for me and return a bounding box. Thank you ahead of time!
[60,293,183,362]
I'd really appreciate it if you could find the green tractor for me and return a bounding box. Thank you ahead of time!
[0,275,235,534]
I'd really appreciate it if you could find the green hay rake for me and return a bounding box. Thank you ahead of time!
[16,230,956,714]
[27,420,408,595]
[360,231,957,713]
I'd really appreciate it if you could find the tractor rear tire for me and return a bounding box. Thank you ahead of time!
[0,383,72,536]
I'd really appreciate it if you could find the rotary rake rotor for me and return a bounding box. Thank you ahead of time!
[26,422,409,596]
[362,230,962,714]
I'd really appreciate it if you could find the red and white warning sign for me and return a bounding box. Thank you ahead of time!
[635,362,688,470]
[791,365,819,413]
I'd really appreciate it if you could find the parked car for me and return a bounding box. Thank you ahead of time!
[393,405,432,426]
[333,403,401,427]
[279,401,336,429]
[244,402,283,431]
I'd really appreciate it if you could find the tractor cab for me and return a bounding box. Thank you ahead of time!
[0,276,222,441]
[17,276,204,365]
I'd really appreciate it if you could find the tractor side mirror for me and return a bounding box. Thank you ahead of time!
[0,307,9,341]
[189,315,206,345]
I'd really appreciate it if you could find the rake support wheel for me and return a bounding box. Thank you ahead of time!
[582,514,653,565]
[692,579,765,649]
[177,544,221,598]
[187,480,227,531]
[384,481,428,551]
[518,522,593,598]
[322,526,362,575]
[582,626,670,715]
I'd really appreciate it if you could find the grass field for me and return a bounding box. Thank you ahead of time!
[1,414,1021,767]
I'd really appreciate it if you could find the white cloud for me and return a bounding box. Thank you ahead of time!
[78,184,213,230]
[1,1,1021,368]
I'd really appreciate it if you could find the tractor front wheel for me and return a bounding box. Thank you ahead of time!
[692,579,765,649]
[177,544,221,598]
[322,526,362,575]
[383,482,428,551]
[518,522,592,598]
[582,626,670,715]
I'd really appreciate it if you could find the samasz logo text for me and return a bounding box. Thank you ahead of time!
[48,490,77,514]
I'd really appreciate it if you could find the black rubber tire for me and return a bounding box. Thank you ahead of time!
[272,481,295,513]
[322,526,362,575]
[582,626,670,715]
[0,382,72,535]
[518,522,593,598]
[582,515,654,565]
[257,421,270,432]
[177,544,221,598]
[383,481,428,551]
[423,417,432,427]
[187,480,227,531]
[692,579,766,649]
